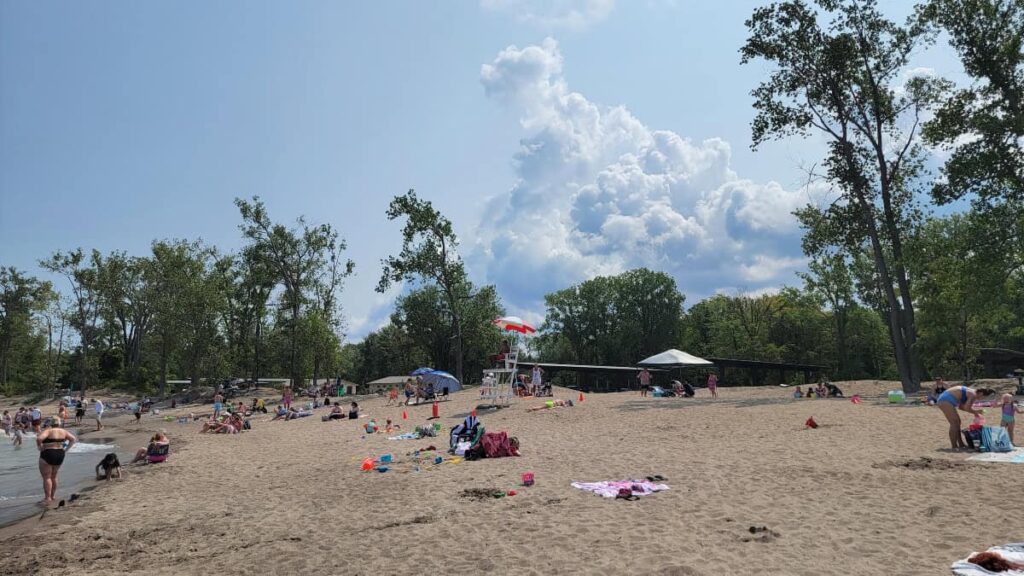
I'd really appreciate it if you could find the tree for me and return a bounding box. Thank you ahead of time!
[97,252,154,385]
[741,0,950,392]
[0,267,52,391]
[236,197,353,388]
[800,252,857,376]
[922,0,1024,209]
[378,190,469,384]
[40,249,104,394]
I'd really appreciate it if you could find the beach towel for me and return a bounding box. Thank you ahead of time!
[388,432,421,440]
[967,448,1024,464]
[480,431,518,458]
[980,426,1013,453]
[571,480,670,498]
[952,543,1024,575]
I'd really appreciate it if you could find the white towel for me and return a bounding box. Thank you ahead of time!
[952,543,1024,575]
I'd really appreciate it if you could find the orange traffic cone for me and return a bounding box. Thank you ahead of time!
[432,401,439,419]
[578,392,584,402]
[402,410,408,420]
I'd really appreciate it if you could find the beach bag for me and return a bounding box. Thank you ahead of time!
[962,428,982,450]
[980,426,1013,453]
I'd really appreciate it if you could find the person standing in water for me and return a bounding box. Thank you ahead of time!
[935,386,995,450]
[36,422,77,505]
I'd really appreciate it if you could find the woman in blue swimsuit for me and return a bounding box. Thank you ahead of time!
[936,385,995,449]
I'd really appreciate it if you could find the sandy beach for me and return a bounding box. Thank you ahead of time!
[1,380,1021,576]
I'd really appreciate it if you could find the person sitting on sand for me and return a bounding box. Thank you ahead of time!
[935,386,996,450]
[324,404,345,421]
[385,419,399,433]
[271,405,288,421]
[200,416,223,433]
[793,387,803,399]
[132,432,170,464]
[348,402,359,420]
[825,382,844,397]
[815,382,828,398]
[527,399,574,412]
[364,419,378,434]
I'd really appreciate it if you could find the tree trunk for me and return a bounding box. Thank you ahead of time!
[290,302,300,388]
[159,338,168,397]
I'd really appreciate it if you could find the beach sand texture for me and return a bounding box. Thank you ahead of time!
[1,380,1020,576]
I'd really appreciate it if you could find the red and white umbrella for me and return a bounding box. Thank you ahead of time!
[492,315,537,334]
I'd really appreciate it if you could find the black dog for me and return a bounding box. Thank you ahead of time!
[96,453,121,481]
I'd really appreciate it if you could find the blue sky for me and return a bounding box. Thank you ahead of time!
[0,0,962,339]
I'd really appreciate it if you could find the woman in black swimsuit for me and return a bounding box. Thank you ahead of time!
[36,423,77,505]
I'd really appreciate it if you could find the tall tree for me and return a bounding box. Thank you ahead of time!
[800,252,857,376]
[40,249,103,394]
[922,0,1024,209]
[741,0,950,391]
[97,252,153,385]
[0,268,51,389]
[378,190,469,384]
[236,197,352,388]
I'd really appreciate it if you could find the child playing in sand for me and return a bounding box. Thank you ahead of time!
[998,393,1023,444]
[385,419,399,433]
[793,388,803,399]
[364,419,378,433]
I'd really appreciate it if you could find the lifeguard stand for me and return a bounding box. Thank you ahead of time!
[480,346,518,407]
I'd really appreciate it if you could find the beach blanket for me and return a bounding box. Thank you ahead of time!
[967,447,1024,464]
[952,543,1024,575]
[388,432,421,440]
[571,480,669,498]
[480,431,518,458]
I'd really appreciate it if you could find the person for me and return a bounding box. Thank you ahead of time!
[936,386,996,450]
[815,382,827,398]
[132,432,170,464]
[324,403,345,420]
[93,398,105,431]
[364,419,378,434]
[348,402,359,420]
[252,397,267,414]
[213,392,224,419]
[825,382,844,397]
[385,419,399,433]
[638,368,652,397]
[494,339,511,367]
[793,387,803,399]
[707,372,719,399]
[531,364,544,396]
[1,410,11,436]
[36,422,77,505]
[271,405,288,421]
[404,379,415,405]
[74,399,85,425]
[386,386,398,406]
[998,393,1023,445]
[30,406,42,434]
[58,402,68,425]
[133,402,142,424]
[527,399,574,412]
[12,424,23,447]
[236,401,246,416]
[282,387,293,410]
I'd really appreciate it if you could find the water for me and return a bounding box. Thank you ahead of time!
[0,434,125,526]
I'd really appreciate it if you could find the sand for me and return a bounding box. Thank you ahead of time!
[1,380,1021,576]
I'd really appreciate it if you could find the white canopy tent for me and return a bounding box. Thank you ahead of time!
[637,349,713,368]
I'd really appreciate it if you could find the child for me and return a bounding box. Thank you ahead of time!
[364,419,378,434]
[998,393,1023,444]
[793,387,803,399]
[385,419,399,433]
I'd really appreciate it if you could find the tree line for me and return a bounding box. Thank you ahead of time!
[2,0,1021,396]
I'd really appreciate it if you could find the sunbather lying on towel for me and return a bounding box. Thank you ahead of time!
[527,399,574,412]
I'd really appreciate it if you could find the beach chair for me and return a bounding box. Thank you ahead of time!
[449,415,483,453]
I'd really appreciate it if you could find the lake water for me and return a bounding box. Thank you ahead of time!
[0,433,126,526]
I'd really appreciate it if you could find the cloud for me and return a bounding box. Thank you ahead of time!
[472,38,810,311]
[481,0,615,29]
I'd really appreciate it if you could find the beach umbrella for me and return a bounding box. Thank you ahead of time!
[637,349,713,368]
[410,367,435,376]
[492,315,537,334]
[420,370,461,392]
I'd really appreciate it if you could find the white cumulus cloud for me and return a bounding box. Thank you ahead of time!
[472,38,810,313]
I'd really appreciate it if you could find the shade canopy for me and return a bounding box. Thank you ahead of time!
[492,315,537,334]
[410,367,435,376]
[637,349,713,368]
[419,370,461,392]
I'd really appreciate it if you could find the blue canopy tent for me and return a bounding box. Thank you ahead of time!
[419,370,461,393]
[410,367,435,377]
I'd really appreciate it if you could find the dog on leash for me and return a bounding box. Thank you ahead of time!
[96,453,122,480]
